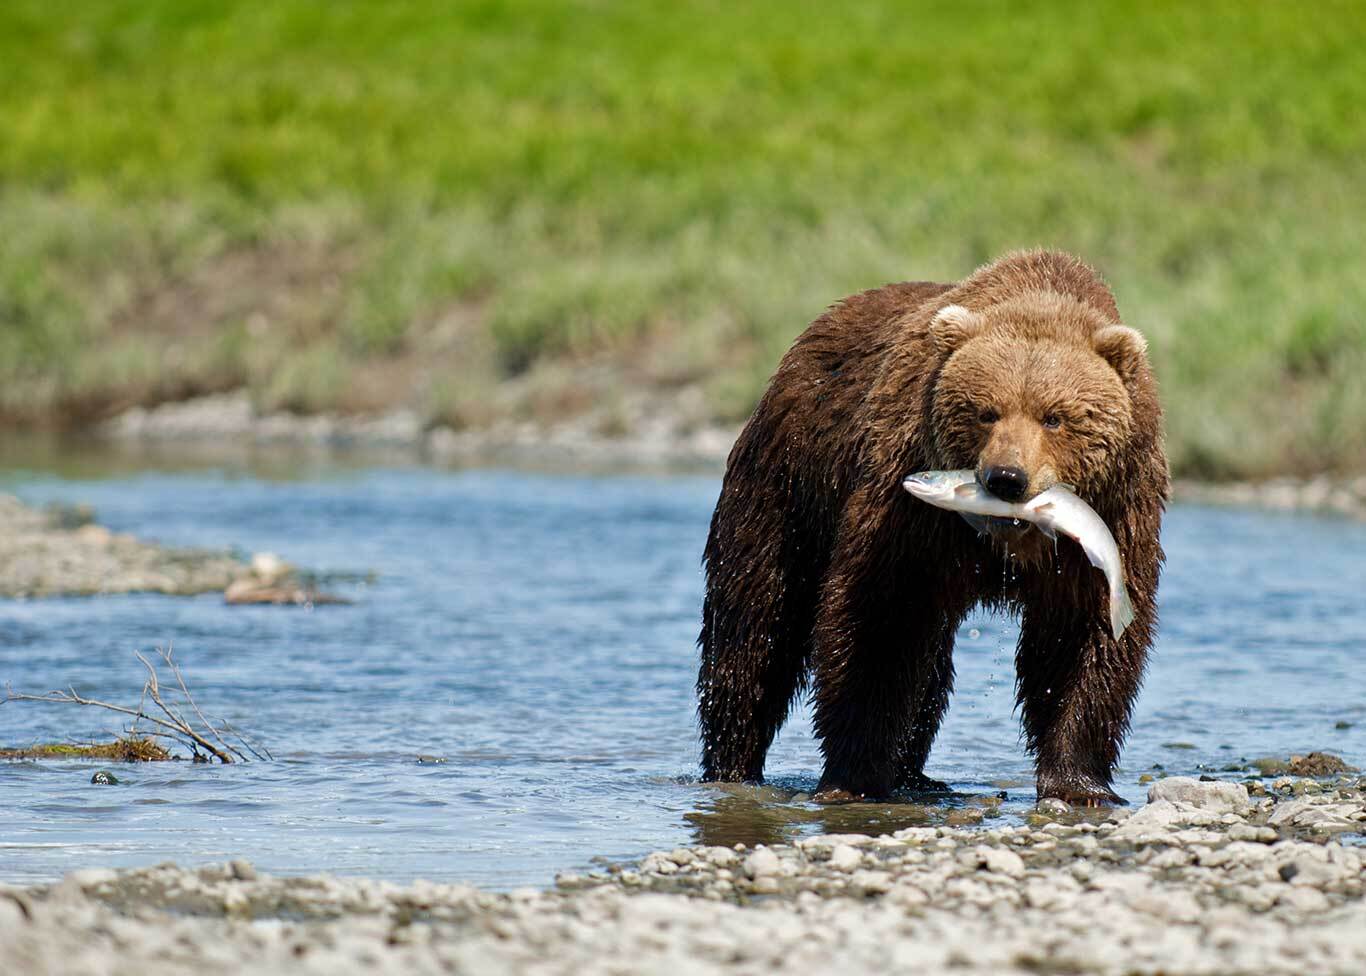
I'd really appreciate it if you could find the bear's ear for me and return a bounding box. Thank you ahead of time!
[928,304,984,354]
[1092,324,1149,382]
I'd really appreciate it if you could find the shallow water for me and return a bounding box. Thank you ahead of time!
[1,462,1363,888]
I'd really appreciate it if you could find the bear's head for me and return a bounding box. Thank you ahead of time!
[927,291,1151,538]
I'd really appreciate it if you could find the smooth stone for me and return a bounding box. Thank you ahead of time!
[970,846,1025,878]
[827,845,863,873]
[751,876,781,895]
[743,848,781,879]
[1147,777,1250,814]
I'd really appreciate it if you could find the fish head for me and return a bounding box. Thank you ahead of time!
[901,469,975,504]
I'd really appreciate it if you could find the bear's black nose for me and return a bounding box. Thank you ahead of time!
[983,465,1029,502]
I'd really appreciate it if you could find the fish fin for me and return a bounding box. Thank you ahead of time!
[1028,500,1060,541]
[1078,539,1108,572]
[959,512,991,537]
[1110,586,1136,640]
[953,483,979,498]
[1057,483,1076,493]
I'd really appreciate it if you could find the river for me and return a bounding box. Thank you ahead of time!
[1,460,1362,887]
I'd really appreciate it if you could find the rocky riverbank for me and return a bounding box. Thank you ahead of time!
[93,391,1366,517]
[1173,476,1366,521]
[3,776,1364,975]
[98,390,738,471]
[0,493,326,601]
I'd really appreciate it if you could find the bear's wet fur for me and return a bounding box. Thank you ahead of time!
[698,250,1167,805]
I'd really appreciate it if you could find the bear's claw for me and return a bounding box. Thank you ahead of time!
[899,772,952,794]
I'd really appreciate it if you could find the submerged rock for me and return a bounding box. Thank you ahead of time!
[223,578,349,606]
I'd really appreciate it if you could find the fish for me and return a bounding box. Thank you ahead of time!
[902,469,1136,640]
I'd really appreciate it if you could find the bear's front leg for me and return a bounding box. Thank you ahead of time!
[1015,597,1154,807]
[811,553,970,801]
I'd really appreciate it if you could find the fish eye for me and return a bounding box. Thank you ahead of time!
[1042,413,1062,430]
[978,407,999,424]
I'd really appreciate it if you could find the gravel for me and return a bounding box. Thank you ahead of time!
[98,390,738,471]
[81,394,1366,517]
[3,776,1364,975]
[1174,476,1366,520]
[0,494,336,601]
[0,494,247,597]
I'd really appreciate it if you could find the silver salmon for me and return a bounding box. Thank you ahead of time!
[902,469,1136,640]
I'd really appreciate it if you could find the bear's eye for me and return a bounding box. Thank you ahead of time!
[977,407,999,424]
[1042,413,1063,430]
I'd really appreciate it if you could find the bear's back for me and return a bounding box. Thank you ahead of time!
[760,279,951,452]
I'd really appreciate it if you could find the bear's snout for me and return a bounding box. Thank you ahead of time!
[981,465,1029,502]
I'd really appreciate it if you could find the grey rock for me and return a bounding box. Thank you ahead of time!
[1276,855,1342,887]
[849,870,892,895]
[742,848,781,880]
[1227,823,1277,843]
[827,846,862,873]
[751,876,781,895]
[1110,799,1181,840]
[702,846,739,868]
[1131,889,1202,923]
[641,853,678,875]
[970,846,1025,878]
[1147,777,1251,814]
[1275,886,1331,913]
[1267,799,1359,829]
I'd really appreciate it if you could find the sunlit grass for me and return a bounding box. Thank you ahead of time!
[1,1,1363,475]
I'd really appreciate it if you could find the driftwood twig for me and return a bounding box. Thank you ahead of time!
[3,645,262,763]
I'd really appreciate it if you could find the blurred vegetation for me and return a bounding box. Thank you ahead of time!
[1,1,1363,477]
[0,736,170,762]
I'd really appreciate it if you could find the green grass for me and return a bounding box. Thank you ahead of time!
[1,1,1364,476]
[0,736,170,762]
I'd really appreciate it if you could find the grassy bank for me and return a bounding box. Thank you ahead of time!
[2,1,1364,477]
[0,737,169,762]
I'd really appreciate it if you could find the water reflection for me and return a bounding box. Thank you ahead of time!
[684,783,1020,850]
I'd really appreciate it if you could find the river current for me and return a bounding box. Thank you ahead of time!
[1,462,1363,887]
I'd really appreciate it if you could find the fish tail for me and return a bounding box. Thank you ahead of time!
[1110,584,1136,640]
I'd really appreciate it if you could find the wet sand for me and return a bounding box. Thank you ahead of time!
[4,777,1364,975]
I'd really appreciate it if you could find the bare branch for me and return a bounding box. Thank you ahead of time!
[219,719,272,761]
[134,651,192,732]
[4,648,264,764]
[159,646,246,762]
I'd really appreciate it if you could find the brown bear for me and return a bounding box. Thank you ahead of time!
[697,249,1167,805]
